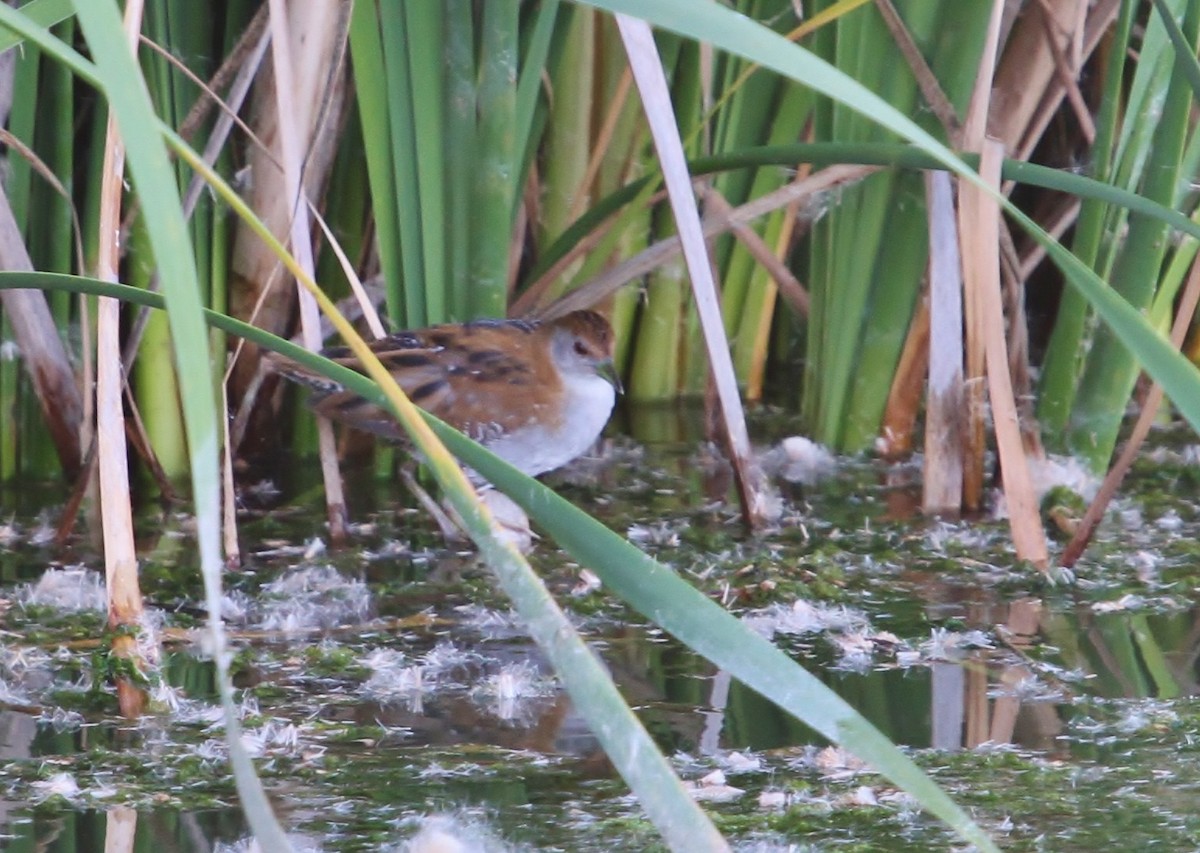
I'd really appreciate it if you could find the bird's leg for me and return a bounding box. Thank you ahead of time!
[400,461,536,553]
[478,488,536,553]
[398,463,467,545]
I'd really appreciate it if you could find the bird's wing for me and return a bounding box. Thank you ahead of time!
[269,320,559,442]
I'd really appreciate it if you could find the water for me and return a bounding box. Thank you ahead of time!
[3,410,1200,850]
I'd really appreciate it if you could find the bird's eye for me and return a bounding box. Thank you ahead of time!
[573,340,589,356]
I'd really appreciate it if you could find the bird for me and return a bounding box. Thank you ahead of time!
[269,310,620,479]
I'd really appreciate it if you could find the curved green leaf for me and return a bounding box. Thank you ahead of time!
[56,0,291,848]
[2,270,998,851]
[0,0,73,53]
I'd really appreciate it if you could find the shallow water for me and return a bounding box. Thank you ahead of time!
[4,408,1200,850]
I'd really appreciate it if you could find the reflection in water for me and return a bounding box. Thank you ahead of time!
[931,661,964,750]
[6,416,1200,850]
[972,598,1064,753]
[630,593,1200,757]
[106,807,136,853]
[6,581,1194,848]
[2,809,251,853]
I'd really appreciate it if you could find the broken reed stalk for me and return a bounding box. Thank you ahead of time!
[97,0,152,718]
[962,140,1048,570]
[0,189,83,480]
[266,0,349,543]
[922,170,964,513]
[878,293,929,461]
[617,14,768,529]
[957,0,1005,512]
[703,186,810,318]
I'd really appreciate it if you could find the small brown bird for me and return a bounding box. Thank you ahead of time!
[271,310,619,478]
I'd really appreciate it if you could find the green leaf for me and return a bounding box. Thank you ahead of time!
[0,0,291,846]
[0,0,73,53]
[5,269,1000,852]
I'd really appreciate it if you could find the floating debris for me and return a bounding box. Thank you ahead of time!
[761,435,836,485]
[256,564,372,631]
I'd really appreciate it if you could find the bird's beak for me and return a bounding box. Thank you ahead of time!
[597,358,624,395]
